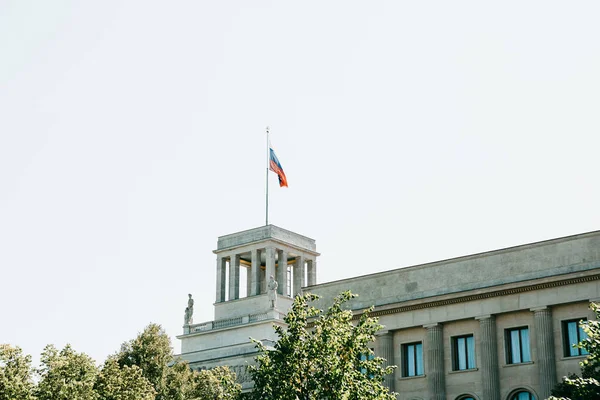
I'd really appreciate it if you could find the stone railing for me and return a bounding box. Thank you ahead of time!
[186,310,286,334]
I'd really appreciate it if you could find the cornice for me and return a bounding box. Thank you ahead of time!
[354,273,600,321]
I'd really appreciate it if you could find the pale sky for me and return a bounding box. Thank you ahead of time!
[1,1,599,367]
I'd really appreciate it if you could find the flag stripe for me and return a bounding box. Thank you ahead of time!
[269,148,288,187]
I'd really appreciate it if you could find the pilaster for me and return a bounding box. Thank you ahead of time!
[377,331,395,392]
[215,256,226,302]
[293,255,305,296]
[249,249,261,296]
[265,247,276,284]
[476,315,500,400]
[424,323,445,400]
[307,259,317,286]
[228,254,240,300]
[277,249,287,295]
[532,306,557,399]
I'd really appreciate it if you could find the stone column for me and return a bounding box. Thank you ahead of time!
[425,323,445,400]
[276,249,287,295]
[532,306,557,399]
[307,259,317,286]
[377,331,395,392]
[293,255,305,296]
[215,256,226,302]
[249,249,261,296]
[228,254,240,300]
[265,247,276,286]
[476,315,500,400]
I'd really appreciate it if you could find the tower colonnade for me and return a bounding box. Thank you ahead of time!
[212,225,319,306]
[215,247,317,303]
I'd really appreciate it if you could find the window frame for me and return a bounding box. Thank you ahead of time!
[451,334,476,371]
[509,389,536,400]
[401,341,424,377]
[562,318,589,357]
[505,326,531,365]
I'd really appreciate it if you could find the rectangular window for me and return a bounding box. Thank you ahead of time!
[402,342,424,377]
[452,334,476,370]
[506,327,531,364]
[359,348,375,375]
[563,319,589,357]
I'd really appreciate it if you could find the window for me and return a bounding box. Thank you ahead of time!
[563,319,589,357]
[506,327,531,364]
[510,390,535,400]
[452,335,476,370]
[402,342,423,377]
[456,397,475,400]
[359,348,375,375]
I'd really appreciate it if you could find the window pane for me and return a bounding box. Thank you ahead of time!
[514,391,535,400]
[579,324,589,355]
[510,330,521,363]
[467,335,476,369]
[520,329,531,362]
[416,343,423,376]
[567,322,579,356]
[407,344,415,376]
[457,337,467,370]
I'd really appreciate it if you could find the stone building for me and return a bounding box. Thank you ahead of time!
[178,226,600,400]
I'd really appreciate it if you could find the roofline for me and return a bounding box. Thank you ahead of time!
[306,229,600,289]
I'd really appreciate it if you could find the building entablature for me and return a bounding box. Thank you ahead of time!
[310,230,600,312]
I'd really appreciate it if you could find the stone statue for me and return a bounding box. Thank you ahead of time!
[184,293,194,325]
[267,275,278,309]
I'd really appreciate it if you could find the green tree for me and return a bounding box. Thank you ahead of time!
[94,357,156,400]
[190,366,241,400]
[117,323,173,397]
[248,291,396,400]
[549,303,600,400]
[0,344,36,400]
[36,344,98,400]
[117,323,241,400]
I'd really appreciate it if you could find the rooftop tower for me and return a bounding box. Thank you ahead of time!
[178,225,319,389]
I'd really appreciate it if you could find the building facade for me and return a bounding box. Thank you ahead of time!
[178,226,600,400]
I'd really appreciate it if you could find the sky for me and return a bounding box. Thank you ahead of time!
[1,1,599,367]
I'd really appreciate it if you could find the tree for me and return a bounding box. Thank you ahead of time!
[117,323,173,397]
[0,344,36,400]
[190,366,241,400]
[36,344,98,400]
[549,303,600,400]
[247,291,396,400]
[94,357,156,400]
[117,323,241,400]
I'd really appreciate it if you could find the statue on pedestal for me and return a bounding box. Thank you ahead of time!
[184,294,194,325]
[267,275,278,309]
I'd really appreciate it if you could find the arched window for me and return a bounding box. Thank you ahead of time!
[510,390,535,400]
[456,396,475,400]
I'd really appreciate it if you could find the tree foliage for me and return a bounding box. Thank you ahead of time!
[36,344,98,400]
[116,323,241,400]
[2,323,241,400]
[94,357,156,400]
[191,366,241,400]
[550,303,600,400]
[0,344,36,400]
[248,291,396,400]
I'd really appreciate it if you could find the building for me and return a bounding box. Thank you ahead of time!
[178,225,600,400]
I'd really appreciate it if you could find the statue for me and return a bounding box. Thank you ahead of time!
[184,294,194,325]
[267,275,278,309]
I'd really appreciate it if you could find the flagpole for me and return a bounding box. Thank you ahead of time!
[265,126,269,226]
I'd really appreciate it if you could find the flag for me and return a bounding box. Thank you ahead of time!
[269,146,288,187]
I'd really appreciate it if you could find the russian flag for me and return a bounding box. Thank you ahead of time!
[269,146,288,187]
